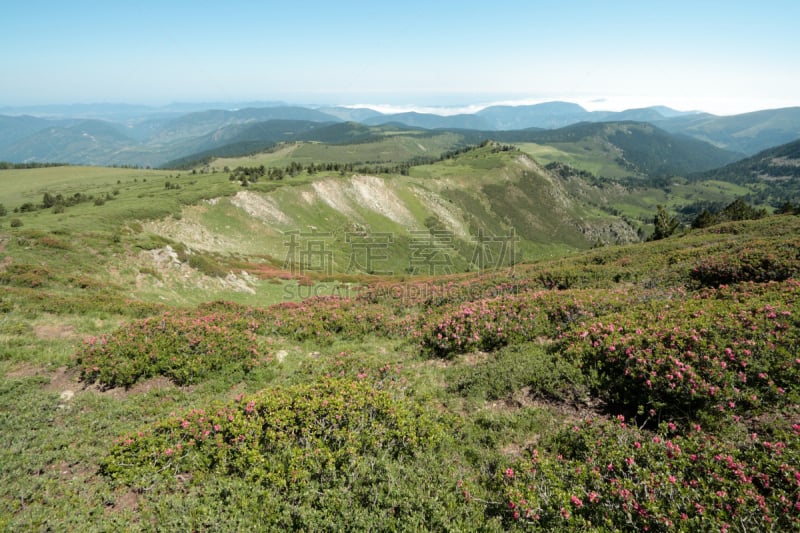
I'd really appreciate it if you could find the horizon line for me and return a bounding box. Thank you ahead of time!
[1,96,799,118]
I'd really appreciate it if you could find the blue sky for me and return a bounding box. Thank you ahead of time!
[2,0,799,114]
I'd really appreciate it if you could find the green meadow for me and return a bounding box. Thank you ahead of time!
[1,140,798,530]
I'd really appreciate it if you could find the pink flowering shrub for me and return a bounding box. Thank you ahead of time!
[690,245,799,287]
[417,292,547,357]
[560,281,800,421]
[268,296,399,342]
[417,288,634,358]
[75,297,403,387]
[101,379,444,489]
[497,417,800,531]
[77,303,271,387]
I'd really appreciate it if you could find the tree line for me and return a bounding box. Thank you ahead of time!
[0,161,69,170]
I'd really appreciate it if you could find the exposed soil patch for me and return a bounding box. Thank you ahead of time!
[310,175,417,225]
[44,366,79,393]
[350,175,415,226]
[142,214,237,253]
[7,365,81,406]
[107,489,140,514]
[487,386,607,422]
[311,179,359,219]
[230,190,292,225]
[97,375,189,399]
[516,154,538,171]
[411,186,469,237]
[34,323,77,341]
[5,362,46,378]
[460,351,491,366]
[500,438,542,459]
[137,245,257,294]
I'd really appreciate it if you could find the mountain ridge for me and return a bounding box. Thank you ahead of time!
[1,101,799,167]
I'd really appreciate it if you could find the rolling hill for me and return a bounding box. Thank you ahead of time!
[0,107,343,168]
[688,138,800,207]
[145,144,641,275]
[489,121,742,178]
[656,107,800,155]
[696,138,800,182]
[1,119,138,166]
[476,101,589,129]
[363,111,494,130]
[2,102,799,168]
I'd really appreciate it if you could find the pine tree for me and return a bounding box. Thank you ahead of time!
[651,205,680,240]
[691,209,717,229]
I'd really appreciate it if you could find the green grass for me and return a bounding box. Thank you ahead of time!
[2,211,799,529]
[0,166,167,207]
[2,140,798,530]
[517,142,635,179]
[210,133,463,169]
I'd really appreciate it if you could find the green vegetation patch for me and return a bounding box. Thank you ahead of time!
[101,378,447,509]
[496,417,800,531]
[75,302,272,387]
[103,378,443,483]
[689,241,800,287]
[561,281,800,423]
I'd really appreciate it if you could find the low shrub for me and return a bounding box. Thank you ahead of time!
[560,281,800,422]
[690,245,800,287]
[76,305,271,387]
[447,342,587,403]
[101,378,444,488]
[495,417,800,531]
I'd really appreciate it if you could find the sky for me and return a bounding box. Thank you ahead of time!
[2,0,799,115]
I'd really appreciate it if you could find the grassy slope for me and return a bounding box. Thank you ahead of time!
[144,145,628,280]
[209,132,464,169]
[517,141,634,180]
[2,204,798,529]
[0,140,773,304]
[2,140,798,530]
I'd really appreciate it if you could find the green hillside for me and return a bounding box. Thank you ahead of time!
[691,139,800,208]
[497,122,741,178]
[0,138,774,288]
[657,107,800,155]
[1,141,799,531]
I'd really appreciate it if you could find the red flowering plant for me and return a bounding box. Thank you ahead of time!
[76,302,272,387]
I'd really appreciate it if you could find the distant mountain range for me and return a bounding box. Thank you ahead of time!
[1,101,799,168]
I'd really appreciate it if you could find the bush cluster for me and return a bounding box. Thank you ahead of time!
[560,281,800,422]
[76,304,271,387]
[497,417,799,531]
